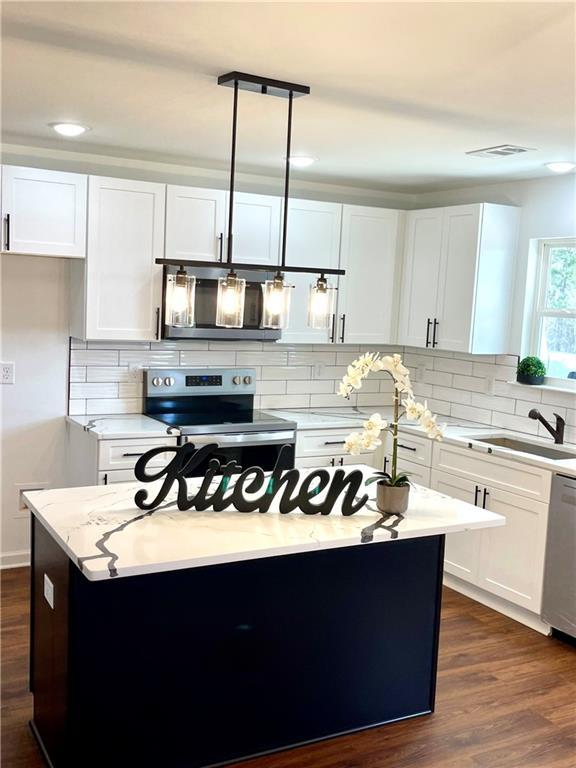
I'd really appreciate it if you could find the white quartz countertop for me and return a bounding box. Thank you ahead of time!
[67,414,180,439]
[24,465,504,582]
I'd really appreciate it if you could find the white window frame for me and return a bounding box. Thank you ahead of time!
[530,237,576,374]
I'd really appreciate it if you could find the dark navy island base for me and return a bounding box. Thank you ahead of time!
[30,517,445,768]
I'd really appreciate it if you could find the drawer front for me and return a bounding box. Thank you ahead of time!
[296,429,358,458]
[295,454,380,470]
[432,442,551,502]
[98,437,179,471]
[395,431,432,466]
[98,469,140,485]
[396,457,431,488]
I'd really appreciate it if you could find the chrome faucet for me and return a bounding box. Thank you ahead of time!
[528,409,565,444]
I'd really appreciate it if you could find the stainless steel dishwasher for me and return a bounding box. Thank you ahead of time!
[541,473,576,639]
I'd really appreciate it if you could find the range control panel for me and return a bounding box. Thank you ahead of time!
[145,368,256,397]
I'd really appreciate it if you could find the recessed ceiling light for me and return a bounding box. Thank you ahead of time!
[288,156,315,168]
[49,122,90,138]
[545,162,575,174]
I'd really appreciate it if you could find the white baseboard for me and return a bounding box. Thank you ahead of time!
[0,549,30,569]
[443,573,551,636]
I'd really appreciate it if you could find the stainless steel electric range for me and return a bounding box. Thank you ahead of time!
[144,367,296,473]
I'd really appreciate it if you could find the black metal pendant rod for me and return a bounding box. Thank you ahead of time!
[156,258,345,276]
[226,79,239,266]
[280,90,293,272]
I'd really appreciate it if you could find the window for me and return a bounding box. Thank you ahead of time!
[532,238,576,379]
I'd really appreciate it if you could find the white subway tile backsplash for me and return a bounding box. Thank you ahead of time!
[237,351,288,367]
[85,398,142,415]
[452,375,486,393]
[262,366,312,380]
[179,351,236,367]
[260,394,310,409]
[69,382,118,399]
[119,350,179,367]
[70,349,119,367]
[451,403,492,424]
[70,367,86,383]
[287,380,336,395]
[65,340,575,444]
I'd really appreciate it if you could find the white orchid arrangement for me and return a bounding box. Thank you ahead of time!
[338,352,444,487]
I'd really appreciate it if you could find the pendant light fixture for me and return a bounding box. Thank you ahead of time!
[216,78,247,328]
[157,73,345,333]
[261,90,295,330]
[165,266,196,327]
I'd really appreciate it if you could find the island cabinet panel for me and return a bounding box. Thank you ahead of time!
[30,517,445,768]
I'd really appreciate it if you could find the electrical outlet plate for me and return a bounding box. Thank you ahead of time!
[1,361,15,385]
[43,574,55,609]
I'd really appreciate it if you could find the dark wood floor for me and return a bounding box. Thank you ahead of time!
[2,567,575,768]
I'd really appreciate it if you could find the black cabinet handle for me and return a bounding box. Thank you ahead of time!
[4,214,10,250]
[324,440,345,446]
[432,318,439,347]
[329,458,335,466]
[155,307,161,340]
[218,233,224,262]
[398,443,417,452]
[383,456,388,474]
[425,318,432,348]
[482,488,490,509]
[329,313,336,343]
[122,452,148,457]
[103,473,108,485]
[474,485,480,506]
[339,314,346,343]
[338,457,344,466]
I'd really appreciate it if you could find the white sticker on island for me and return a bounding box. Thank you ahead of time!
[43,574,54,609]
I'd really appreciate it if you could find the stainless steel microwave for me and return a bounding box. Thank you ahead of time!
[162,265,281,341]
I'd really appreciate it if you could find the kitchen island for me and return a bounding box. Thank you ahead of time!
[25,465,504,768]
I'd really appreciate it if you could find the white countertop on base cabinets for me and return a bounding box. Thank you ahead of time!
[67,414,179,439]
[24,465,504,581]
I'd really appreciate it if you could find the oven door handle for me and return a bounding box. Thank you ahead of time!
[186,430,296,447]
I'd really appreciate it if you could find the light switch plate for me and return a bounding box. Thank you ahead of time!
[43,574,55,609]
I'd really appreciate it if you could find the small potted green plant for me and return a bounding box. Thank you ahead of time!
[516,356,546,385]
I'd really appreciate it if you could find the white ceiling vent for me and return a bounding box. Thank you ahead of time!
[466,144,536,159]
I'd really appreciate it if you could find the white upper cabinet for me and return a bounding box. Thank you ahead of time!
[338,206,402,345]
[280,199,342,344]
[165,186,226,263]
[397,203,519,353]
[1,165,87,258]
[229,192,281,266]
[397,208,444,348]
[73,176,166,341]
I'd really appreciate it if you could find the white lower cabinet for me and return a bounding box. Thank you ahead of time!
[431,444,551,615]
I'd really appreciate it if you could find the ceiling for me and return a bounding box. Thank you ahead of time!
[2,1,575,192]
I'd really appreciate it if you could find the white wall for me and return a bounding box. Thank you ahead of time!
[1,255,70,566]
[418,174,576,352]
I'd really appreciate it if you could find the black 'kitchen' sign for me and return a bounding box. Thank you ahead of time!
[134,443,368,516]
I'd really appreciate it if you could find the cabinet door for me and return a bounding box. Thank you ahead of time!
[1,165,87,257]
[397,209,443,348]
[86,176,165,341]
[430,469,483,584]
[435,205,481,352]
[165,186,226,262]
[385,455,431,487]
[338,206,401,344]
[229,192,281,266]
[280,199,342,344]
[478,486,548,612]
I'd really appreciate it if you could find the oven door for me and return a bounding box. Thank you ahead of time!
[184,431,295,475]
[163,266,282,341]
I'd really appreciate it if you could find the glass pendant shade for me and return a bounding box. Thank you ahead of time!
[165,270,196,327]
[307,277,336,329]
[216,271,246,328]
[261,274,292,329]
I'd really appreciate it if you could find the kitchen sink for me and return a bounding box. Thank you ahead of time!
[473,436,576,461]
